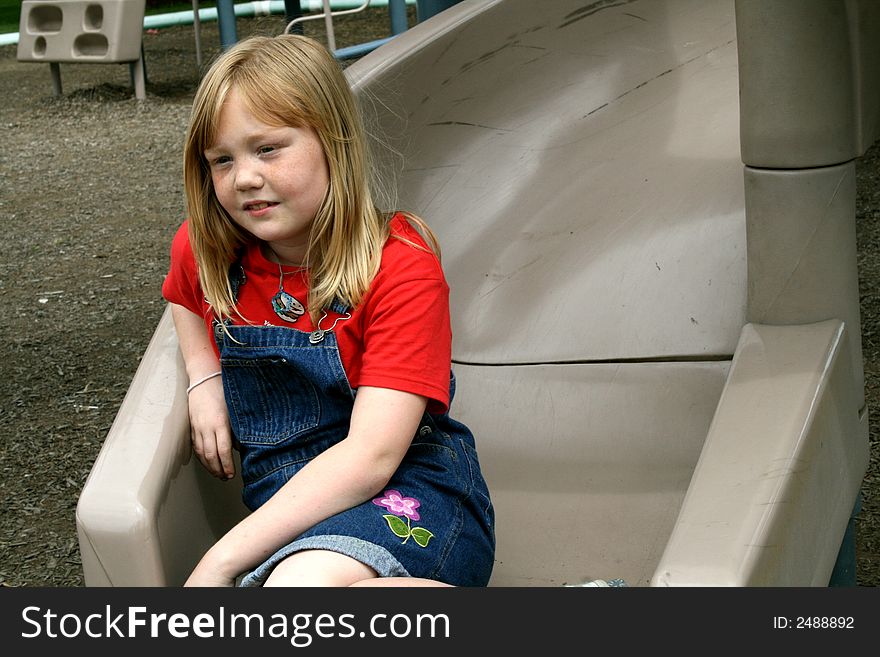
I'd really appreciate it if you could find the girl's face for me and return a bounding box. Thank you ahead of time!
[204,87,330,265]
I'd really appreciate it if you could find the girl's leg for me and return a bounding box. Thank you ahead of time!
[263,549,377,587]
[261,548,453,587]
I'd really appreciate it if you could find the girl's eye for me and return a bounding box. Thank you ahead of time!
[258,145,276,155]
[210,155,231,166]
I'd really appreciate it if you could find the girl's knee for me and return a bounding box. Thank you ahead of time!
[263,549,376,587]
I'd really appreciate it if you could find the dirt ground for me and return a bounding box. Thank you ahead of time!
[1,9,878,587]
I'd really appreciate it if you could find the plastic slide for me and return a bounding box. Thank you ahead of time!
[76,0,877,586]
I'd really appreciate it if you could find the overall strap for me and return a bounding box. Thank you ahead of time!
[211,261,246,344]
[229,262,246,302]
[328,298,349,315]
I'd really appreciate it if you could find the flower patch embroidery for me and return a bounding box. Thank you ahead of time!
[372,490,435,548]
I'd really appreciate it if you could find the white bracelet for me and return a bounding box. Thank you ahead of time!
[186,371,222,395]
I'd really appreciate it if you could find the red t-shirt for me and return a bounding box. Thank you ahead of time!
[162,214,452,413]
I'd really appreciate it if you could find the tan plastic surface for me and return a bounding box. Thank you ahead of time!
[348,0,746,364]
[653,321,869,586]
[17,0,145,63]
[452,361,729,586]
[736,0,880,168]
[76,306,248,586]
[745,164,865,410]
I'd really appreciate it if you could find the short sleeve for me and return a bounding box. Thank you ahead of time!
[161,221,204,315]
[353,222,453,413]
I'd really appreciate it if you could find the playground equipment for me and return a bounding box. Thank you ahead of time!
[16,0,146,98]
[76,0,876,586]
[9,1,446,95]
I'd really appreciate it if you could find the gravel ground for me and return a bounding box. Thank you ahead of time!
[0,9,877,587]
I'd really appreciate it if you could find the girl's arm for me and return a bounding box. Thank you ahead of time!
[170,303,236,480]
[185,385,426,586]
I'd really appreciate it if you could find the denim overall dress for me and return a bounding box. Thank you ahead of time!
[214,270,495,586]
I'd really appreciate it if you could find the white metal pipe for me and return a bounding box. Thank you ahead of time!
[286,0,372,46]
[322,0,336,52]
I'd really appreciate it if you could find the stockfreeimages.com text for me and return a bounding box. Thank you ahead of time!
[21,605,450,646]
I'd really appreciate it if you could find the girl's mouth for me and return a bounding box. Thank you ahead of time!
[244,201,278,214]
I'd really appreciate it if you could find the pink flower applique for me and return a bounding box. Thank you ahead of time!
[373,489,421,521]
[372,489,434,548]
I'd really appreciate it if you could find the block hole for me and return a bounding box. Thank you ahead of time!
[73,33,108,57]
[27,5,63,33]
[84,5,103,30]
[33,36,47,57]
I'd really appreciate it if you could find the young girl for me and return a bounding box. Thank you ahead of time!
[162,35,495,587]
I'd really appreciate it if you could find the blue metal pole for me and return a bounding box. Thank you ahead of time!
[335,36,396,60]
[216,0,238,49]
[389,0,408,35]
[829,493,862,586]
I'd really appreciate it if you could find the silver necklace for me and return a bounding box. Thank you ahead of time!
[270,263,305,322]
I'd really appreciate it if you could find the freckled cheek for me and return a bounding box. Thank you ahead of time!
[211,173,236,212]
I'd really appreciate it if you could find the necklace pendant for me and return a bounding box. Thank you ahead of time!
[271,290,305,323]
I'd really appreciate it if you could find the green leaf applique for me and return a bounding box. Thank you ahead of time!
[383,514,411,539]
[410,527,435,548]
[381,514,435,547]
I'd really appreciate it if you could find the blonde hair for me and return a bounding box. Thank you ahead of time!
[183,34,437,323]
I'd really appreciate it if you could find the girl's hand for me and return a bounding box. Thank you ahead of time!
[169,303,234,480]
[187,376,236,480]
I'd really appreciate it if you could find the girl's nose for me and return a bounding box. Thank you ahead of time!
[234,161,263,191]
